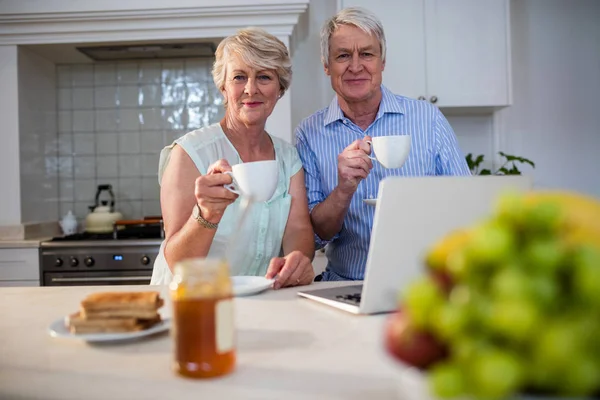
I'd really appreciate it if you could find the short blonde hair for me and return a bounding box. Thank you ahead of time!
[212,27,292,105]
[320,7,386,67]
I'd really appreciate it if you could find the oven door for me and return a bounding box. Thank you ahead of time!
[44,270,152,286]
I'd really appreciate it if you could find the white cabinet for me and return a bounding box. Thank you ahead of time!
[340,0,511,108]
[0,248,40,287]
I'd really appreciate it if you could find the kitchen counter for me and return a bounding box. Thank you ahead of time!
[0,238,49,248]
[0,282,402,399]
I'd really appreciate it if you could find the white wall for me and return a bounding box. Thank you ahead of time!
[290,0,337,135]
[18,47,58,223]
[0,46,21,226]
[495,0,600,197]
[447,114,495,172]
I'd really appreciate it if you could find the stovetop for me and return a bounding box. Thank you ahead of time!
[41,225,164,248]
[49,229,161,242]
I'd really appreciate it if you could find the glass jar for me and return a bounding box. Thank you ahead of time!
[169,257,236,378]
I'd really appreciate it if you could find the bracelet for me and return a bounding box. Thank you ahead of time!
[193,204,219,230]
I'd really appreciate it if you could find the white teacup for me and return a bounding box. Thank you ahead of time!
[366,135,411,169]
[224,160,278,202]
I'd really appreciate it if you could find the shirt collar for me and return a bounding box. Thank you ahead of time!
[323,84,405,127]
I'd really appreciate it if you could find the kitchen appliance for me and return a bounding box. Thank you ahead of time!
[85,184,123,233]
[40,219,164,287]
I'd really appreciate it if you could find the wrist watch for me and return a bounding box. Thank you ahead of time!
[192,204,218,230]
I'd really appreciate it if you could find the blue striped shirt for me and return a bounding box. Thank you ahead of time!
[295,85,471,281]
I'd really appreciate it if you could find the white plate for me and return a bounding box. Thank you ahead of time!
[232,276,274,297]
[363,198,378,206]
[48,317,171,342]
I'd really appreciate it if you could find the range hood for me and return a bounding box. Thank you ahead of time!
[76,42,216,61]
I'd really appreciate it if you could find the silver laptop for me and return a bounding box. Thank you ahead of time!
[297,175,533,315]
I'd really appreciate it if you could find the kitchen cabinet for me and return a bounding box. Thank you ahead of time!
[0,248,40,287]
[340,0,511,108]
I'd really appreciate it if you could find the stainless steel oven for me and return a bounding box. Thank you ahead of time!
[40,223,163,287]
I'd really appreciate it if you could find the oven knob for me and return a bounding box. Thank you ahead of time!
[70,257,79,267]
[141,255,151,265]
[55,258,63,267]
[84,257,95,267]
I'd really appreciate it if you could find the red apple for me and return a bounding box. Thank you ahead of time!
[384,309,448,370]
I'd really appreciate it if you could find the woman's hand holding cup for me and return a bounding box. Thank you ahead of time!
[194,159,239,224]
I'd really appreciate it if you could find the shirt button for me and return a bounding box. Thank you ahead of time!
[343,119,348,124]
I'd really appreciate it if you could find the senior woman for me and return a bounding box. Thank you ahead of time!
[150,28,315,289]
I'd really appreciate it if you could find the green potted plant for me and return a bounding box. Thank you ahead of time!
[466,151,535,175]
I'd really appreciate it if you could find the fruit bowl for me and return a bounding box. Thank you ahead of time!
[392,364,594,400]
[384,190,600,400]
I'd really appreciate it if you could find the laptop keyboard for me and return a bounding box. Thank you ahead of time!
[335,293,362,305]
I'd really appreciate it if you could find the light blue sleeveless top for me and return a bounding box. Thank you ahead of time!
[150,123,302,285]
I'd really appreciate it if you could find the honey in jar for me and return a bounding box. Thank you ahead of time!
[170,257,236,378]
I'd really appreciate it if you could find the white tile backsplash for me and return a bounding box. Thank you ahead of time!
[73,155,96,178]
[119,86,139,107]
[141,176,160,200]
[57,133,73,156]
[58,111,72,133]
[139,62,161,84]
[73,178,97,203]
[73,133,95,155]
[118,178,143,200]
[96,133,118,155]
[141,154,159,177]
[57,157,73,179]
[118,155,141,177]
[119,109,140,131]
[118,131,141,154]
[140,108,163,130]
[185,59,210,83]
[141,85,162,107]
[71,65,94,87]
[72,110,94,131]
[59,179,74,201]
[95,109,118,132]
[72,87,94,109]
[141,131,165,154]
[142,199,162,217]
[58,88,71,110]
[55,58,222,219]
[94,64,117,86]
[117,62,139,85]
[96,155,119,178]
[94,86,118,108]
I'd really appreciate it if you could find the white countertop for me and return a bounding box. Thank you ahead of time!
[0,238,48,248]
[0,282,403,400]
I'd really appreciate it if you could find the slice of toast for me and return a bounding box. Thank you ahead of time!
[80,308,160,320]
[67,312,162,334]
[81,291,163,311]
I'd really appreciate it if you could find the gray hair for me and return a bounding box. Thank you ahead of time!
[212,27,292,105]
[320,7,386,67]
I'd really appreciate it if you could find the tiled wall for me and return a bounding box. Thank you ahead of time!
[56,59,224,220]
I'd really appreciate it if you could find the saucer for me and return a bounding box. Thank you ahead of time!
[363,198,378,206]
[232,276,274,297]
[48,317,171,342]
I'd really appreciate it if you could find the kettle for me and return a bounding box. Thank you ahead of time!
[85,184,123,233]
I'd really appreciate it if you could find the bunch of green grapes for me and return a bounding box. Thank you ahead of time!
[402,191,600,399]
